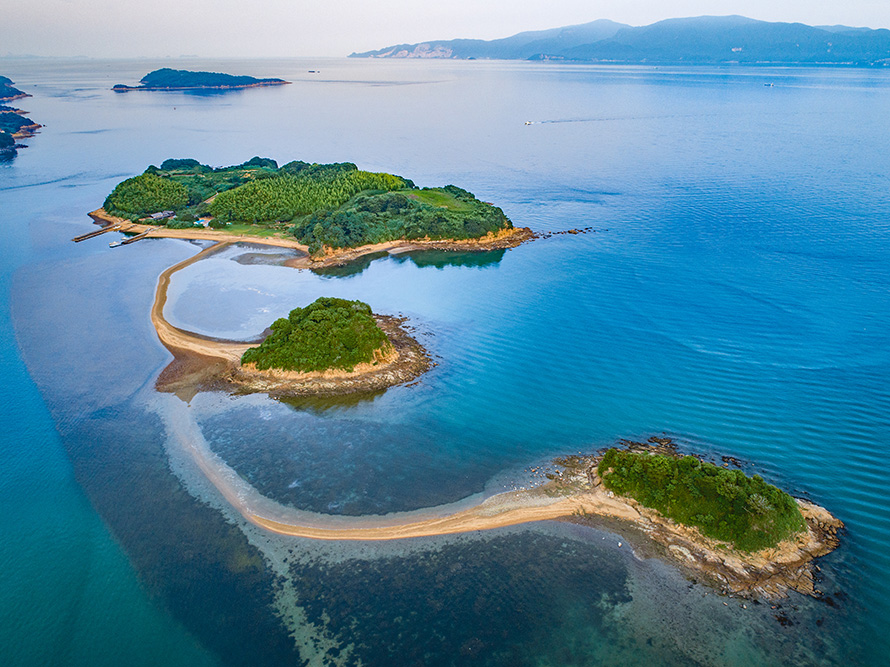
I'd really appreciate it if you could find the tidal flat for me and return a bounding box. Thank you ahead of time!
[2,58,888,665]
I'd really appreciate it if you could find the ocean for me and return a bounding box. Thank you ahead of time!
[1,57,888,665]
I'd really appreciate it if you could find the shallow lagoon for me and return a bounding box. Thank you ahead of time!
[2,58,889,664]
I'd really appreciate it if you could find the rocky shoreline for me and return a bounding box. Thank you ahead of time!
[224,315,432,397]
[287,226,537,269]
[547,440,843,600]
[149,243,433,399]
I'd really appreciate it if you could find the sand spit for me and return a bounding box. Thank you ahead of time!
[89,210,311,250]
[150,241,431,399]
[113,213,839,600]
[158,395,842,600]
[250,460,842,599]
[88,208,534,266]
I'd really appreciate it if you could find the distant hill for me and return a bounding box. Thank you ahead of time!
[112,68,289,91]
[351,19,628,59]
[351,15,890,65]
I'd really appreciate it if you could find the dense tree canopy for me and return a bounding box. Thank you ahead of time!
[0,112,36,135]
[103,173,190,216]
[597,449,806,551]
[0,81,26,101]
[101,157,514,246]
[210,170,409,223]
[241,298,391,373]
[113,68,288,90]
[0,130,14,150]
[291,186,511,253]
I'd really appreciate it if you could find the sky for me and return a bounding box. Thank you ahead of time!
[4,0,890,58]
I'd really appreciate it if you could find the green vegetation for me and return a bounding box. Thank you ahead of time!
[290,186,509,254]
[597,449,806,551]
[113,68,288,90]
[0,130,14,151]
[0,77,36,138]
[241,298,391,373]
[210,167,408,224]
[102,158,513,250]
[0,111,37,135]
[0,78,27,101]
[103,173,189,216]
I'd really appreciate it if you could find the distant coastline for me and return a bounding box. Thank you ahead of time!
[351,15,890,66]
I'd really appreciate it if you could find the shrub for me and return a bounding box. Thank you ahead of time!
[104,173,189,216]
[597,449,806,551]
[241,297,391,373]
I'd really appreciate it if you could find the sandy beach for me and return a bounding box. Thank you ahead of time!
[137,218,842,600]
[89,208,534,268]
[159,392,842,599]
[150,241,431,397]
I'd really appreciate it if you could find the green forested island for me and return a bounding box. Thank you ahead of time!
[0,77,40,153]
[241,298,391,373]
[0,76,28,101]
[102,157,514,253]
[112,68,289,91]
[597,448,806,551]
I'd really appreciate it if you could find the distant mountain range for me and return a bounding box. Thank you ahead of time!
[350,15,890,66]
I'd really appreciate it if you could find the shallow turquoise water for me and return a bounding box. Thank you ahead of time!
[2,58,888,664]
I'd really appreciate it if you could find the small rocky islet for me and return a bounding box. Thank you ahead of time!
[545,437,842,600]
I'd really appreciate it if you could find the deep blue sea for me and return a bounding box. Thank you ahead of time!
[1,58,888,665]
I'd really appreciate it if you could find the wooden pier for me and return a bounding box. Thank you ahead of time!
[119,230,151,245]
[72,224,121,242]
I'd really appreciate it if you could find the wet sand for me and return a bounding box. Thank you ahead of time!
[89,208,534,268]
[140,227,841,599]
[151,241,430,397]
[158,394,841,598]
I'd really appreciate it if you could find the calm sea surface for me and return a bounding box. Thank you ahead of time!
[1,58,888,665]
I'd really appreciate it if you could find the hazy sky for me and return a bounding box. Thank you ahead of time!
[5,1,890,58]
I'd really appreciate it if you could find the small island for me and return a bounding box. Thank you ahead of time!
[189,432,841,600]
[241,298,392,372]
[0,106,41,138]
[87,156,533,265]
[151,253,431,399]
[0,77,41,157]
[548,439,842,598]
[112,68,289,92]
[232,297,430,395]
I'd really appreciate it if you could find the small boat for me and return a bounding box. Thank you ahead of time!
[109,240,122,248]
[764,83,774,87]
